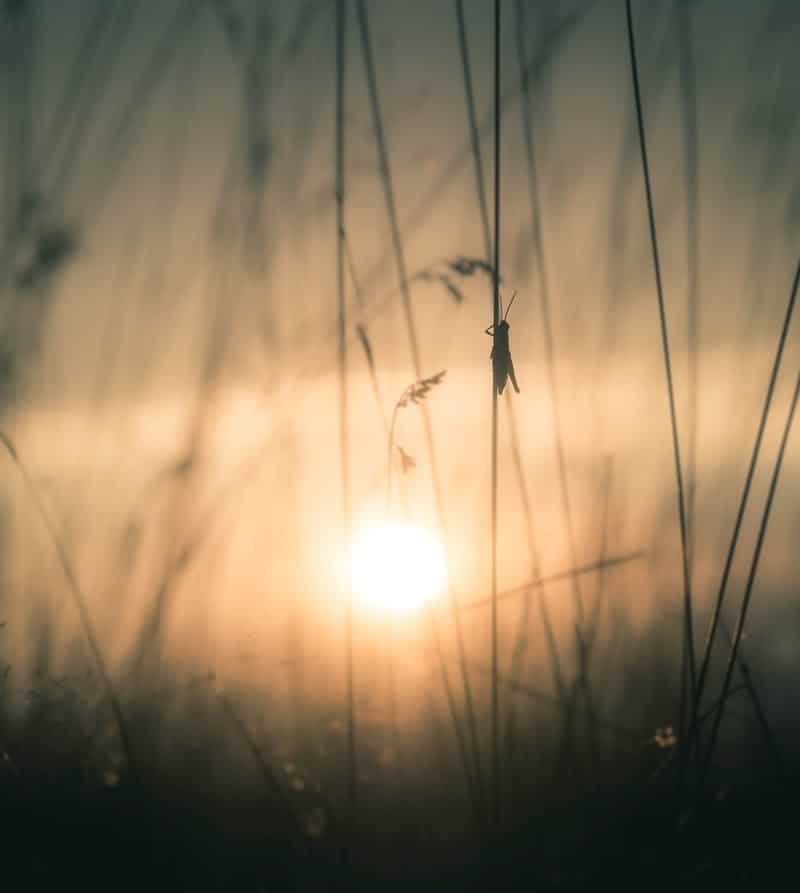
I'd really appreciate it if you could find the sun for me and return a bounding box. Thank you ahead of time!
[349,521,447,616]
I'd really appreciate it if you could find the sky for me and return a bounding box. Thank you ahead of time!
[1,0,799,706]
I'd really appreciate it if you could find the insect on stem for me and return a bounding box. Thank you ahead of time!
[486,290,520,396]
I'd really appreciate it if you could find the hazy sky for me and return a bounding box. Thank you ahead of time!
[6,1,798,366]
[1,1,799,681]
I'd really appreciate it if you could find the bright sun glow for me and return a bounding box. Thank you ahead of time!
[350,521,447,615]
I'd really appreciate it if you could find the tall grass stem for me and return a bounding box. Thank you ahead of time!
[335,0,357,822]
[626,0,697,716]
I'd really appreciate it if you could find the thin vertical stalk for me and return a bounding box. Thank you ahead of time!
[515,0,594,770]
[587,457,614,652]
[129,100,252,675]
[454,0,492,248]
[454,1,566,773]
[490,0,502,828]
[346,2,596,318]
[699,362,800,788]
[387,421,483,825]
[335,0,356,822]
[626,0,696,711]
[17,0,34,206]
[677,8,699,755]
[503,399,565,767]
[354,0,486,824]
[677,2,700,748]
[455,0,501,821]
[717,621,784,778]
[575,456,615,764]
[2,0,32,258]
[677,0,700,582]
[342,228,390,435]
[44,0,140,203]
[61,0,203,220]
[428,609,486,829]
[550,459,613,767]
[386,400,401,511]
[33,0,119,182]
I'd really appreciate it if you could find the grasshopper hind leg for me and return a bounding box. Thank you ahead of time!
[507,354,520,394]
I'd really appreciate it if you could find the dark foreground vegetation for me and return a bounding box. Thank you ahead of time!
[1,666,797,891]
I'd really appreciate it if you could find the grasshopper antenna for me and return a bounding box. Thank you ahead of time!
[503,291,517,321]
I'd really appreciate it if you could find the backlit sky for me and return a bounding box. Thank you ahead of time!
[1,0,798,686]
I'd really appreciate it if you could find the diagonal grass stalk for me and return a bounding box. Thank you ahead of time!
[1,431,139,786]
[354,0,487,829]
[699,359,800,789]
[684,257,800,775]
[626,0,697,720]
[515,0,597,773]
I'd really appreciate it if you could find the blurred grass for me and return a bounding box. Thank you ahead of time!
[1,1,800,889]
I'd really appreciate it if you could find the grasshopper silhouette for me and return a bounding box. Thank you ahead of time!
[485,291,520,396]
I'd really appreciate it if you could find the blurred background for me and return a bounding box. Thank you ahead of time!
[1,0,799,886]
